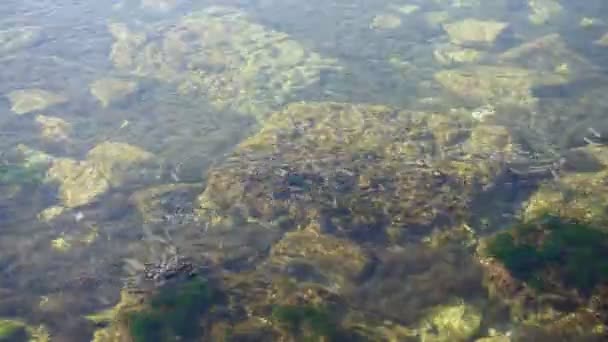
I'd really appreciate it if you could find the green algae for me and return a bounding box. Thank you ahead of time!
[126,277,214,341]
[0,320,27,341]
[0,163,46,186]
[486,215,608,294]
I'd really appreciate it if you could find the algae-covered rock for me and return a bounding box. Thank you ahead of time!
[129,183,202,223]
[348,245,483,325]
[370,13,402,30]
[0,319,27,341]
[482,214,608,302]
[528,0,563,25]
[434,44,484,65]
[6,89,68,115]
[86,141,156,187]
[0,319,49,342]
[46,142,157,207]
[434,66,566,107]
[197,102,475,243]
[90,77,138,107]
[522,145,608,226]
[268,227,370,290]
[37,205,65,223]
[109,7,340,120]
[35,115,72,142]
[443,19,508,46]
[0,26,42,55]
[417,300,482,342]
[498,34,594,76]
[46,158,110,208]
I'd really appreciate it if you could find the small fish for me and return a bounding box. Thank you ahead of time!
[74,211,85,222]
[119,120,129,129]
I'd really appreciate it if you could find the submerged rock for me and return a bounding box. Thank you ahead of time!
[108,7,341,120]
[443,19,508,46]
[196,102,479,244]
[433,44,484,65]
[370,13,402,30]
[85,141,156,187]
[35,115,72,142]
[0,26,42,55]
[417,300,482,342]
[6,89,67,115]
[348,245,483,325]
[498,34,594,76]
[46,158,111,208]
[89,78,137,107]
[528,0,563,25]
[46,142,158,207]
[434,66,567,107]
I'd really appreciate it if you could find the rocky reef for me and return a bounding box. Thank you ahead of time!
[195,102,516,245]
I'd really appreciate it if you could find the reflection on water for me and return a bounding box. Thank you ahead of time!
[2,0,608,340]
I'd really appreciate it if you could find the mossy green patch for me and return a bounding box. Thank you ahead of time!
[0,319,27,341]
[486,214,608,294]
[126,277,214,341]
[272,304,337,341]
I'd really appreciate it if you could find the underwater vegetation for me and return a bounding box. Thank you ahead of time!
[125,276,214,342]
[272,304,337,341]
[0,162,46,185]
[485,214,608,294]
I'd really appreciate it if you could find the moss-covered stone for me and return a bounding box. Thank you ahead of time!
[6,88,67,115]
[443,19,508,46]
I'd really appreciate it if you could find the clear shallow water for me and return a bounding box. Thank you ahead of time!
[2,0,608,341]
